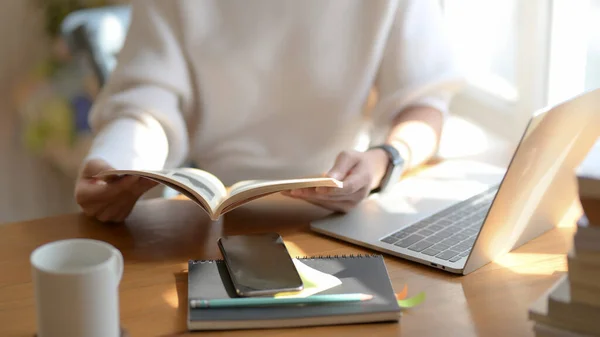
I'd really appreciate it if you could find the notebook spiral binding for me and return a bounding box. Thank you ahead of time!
[189,253,382,264]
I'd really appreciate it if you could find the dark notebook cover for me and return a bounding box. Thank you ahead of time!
[187,254,401,330]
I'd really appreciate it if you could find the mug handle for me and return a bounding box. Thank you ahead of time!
[111,248,124,284]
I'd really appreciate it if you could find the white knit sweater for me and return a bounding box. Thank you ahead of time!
[85,0,463,186]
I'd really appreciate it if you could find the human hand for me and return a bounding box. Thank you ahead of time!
[282,149,389,213]
[74,159,158,222]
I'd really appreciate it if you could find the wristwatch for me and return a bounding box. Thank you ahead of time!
[368,144,405,194]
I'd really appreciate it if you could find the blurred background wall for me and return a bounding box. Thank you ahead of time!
[0,1,76,224]
[0,0,128,223]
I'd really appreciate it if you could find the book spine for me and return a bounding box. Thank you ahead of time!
[567,257,600,289]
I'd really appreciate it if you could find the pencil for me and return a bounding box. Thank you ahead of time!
[189,293,373,308]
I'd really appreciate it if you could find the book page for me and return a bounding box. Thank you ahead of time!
[95,168,228,212]
[216,177,343,215]
[228,177,342,197]
[228,180,266,195]
[156,168,228,209]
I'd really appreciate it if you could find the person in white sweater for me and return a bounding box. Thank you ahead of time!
[75,0,464,222]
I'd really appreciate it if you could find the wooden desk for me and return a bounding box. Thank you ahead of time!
[0,195,578,337]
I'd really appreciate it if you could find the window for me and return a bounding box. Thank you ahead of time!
[441,0,600,143]
[442,0,519,103]
[439,0,553,143]
[547,0,600,106]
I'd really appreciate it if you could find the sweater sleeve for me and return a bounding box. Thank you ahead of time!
[84,0,194,170]
[371,0,465,128]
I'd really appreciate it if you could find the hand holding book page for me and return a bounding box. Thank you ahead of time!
[95,168,343,220]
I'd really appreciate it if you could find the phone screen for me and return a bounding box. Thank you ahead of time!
[218,233,303,297]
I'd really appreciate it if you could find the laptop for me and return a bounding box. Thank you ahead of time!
[311,89,600,275]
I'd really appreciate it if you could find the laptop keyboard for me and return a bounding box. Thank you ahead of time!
[379,185,499,263]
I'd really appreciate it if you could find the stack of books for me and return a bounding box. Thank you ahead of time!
[529,140,600,337]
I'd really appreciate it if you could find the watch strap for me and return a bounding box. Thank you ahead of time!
[368,144,404,194]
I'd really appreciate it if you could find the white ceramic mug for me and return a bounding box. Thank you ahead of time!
[30,239,124,337]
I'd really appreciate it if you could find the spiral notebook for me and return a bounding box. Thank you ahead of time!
[187,254,401,330]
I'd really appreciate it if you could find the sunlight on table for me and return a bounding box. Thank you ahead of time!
[556,200,582,228]
[162,287,180,309]
[491,202,579,275]
[493,253,567,275]
[283,240,308,257]
[162,262,189,309]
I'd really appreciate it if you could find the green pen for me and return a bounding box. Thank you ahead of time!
[189,293,373,309]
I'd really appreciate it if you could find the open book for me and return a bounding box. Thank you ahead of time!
[95,168,343,220]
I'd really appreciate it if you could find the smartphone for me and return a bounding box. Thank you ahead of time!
[218,232,304,297]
